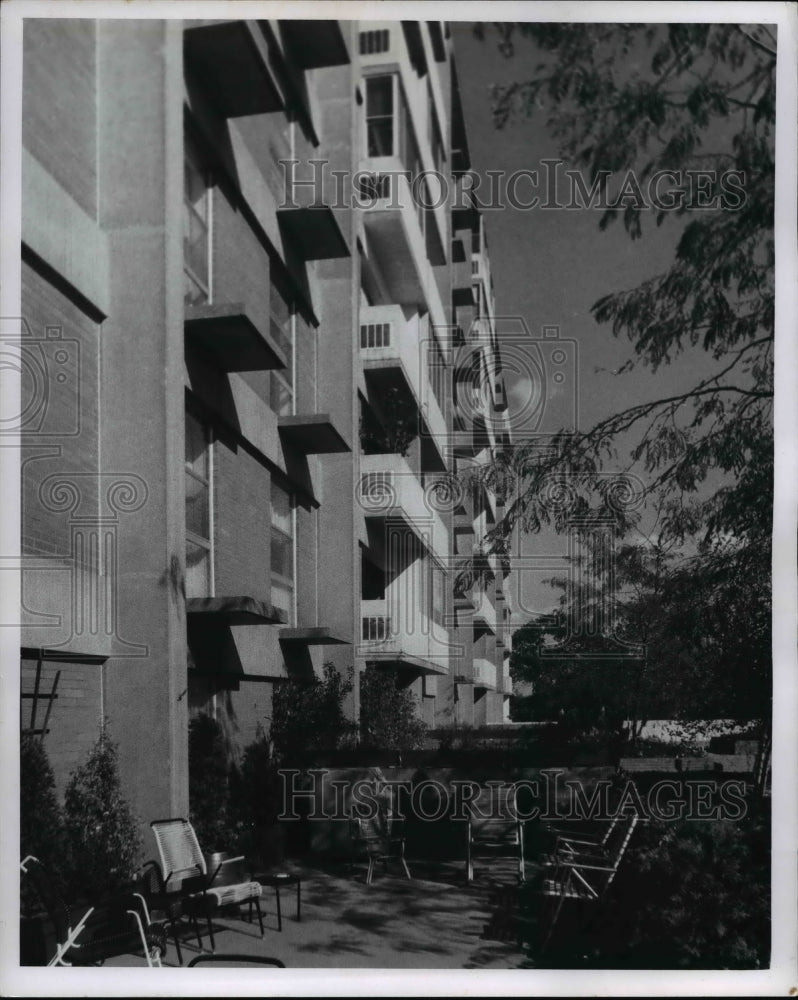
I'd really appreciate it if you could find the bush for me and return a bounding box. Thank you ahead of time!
[270,662,355,764]
[520,805,770,968]
[188,713,234,852]
[359,667,427,752]
[63,726,142,901]
[20,734,68,916]
[229,729,284,866]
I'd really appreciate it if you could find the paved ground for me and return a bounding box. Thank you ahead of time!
[106,856,534,970]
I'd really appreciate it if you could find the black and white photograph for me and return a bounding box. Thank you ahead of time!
[0,1,795,995]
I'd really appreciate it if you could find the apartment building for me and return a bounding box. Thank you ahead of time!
[17,16,512,829]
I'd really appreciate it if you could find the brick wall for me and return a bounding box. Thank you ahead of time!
[21,655,103,798]
[212,436,271,600]
[23,19,97,219]
[21,261,100,560]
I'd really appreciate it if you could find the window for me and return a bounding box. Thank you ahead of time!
[185,409,213,597]
[359,29,390,55]
[365,75,394,157]
[271,482,294,625]
[184,141,212,306]
[269,278,293,416]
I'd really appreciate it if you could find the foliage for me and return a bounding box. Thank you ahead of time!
[473,22,773,752]
[512,539,770,756]
[476,19,774,535]
[359,667,427,751]
[63,726,142,901]
[20,734,69,916]
[188,713,233,852]
[228,727,284,867]
[270,662,356,764]
[359,386,418,457]
[520,806,770,968]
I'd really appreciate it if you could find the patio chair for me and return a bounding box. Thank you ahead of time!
[533,812,640,953]
[137,859,186,965]
[465,784,526,883]
[150,818,264,952]
[350,802,411,885]
[540,812,622,864]
[20,855,165,967]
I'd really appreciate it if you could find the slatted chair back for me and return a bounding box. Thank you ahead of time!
[466,784,526,882]
[554,812,621,857]
[603,812,639,885]
[151,819,206,890]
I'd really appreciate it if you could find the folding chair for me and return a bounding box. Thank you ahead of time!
[20,855,164,967]
[535,812,640,953]
[350,781,411,885]
[150,818,264,952]
[465,784,526,883]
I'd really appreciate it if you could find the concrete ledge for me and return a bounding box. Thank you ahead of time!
[22,149,110,318]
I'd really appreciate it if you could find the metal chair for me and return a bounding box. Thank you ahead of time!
[150,818,264,952]
[534,812,640,953]
[350,793,411,885]
[20,855,164,967]
[465,783,526,883]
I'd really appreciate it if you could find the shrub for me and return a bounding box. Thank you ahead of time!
[63,726,142,901]
[520,805,770,969]
[229,728,284,866]
[20,734,68,916]
[359,667,427,751]
[188,713,233,852]
[270,662,355,764]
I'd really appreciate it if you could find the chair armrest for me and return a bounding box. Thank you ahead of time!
[561,859,617,873]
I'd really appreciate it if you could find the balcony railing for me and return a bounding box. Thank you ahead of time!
[359,304,448,448]
[358,165,446,328]
[473,657,497,690]
[359,453,449,559]
[360,598,448,675]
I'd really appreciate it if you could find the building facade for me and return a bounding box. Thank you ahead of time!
[18,17,513,829]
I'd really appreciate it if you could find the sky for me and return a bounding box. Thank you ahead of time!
[449,22,729,621]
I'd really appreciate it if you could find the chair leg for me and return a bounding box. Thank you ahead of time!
[190,913,203,950]
[170,920,183,966]
[400,857,412,880]
[205,913,216,952]
[540,893,566,955]
[366,856,375,885]
[254,897,265,938]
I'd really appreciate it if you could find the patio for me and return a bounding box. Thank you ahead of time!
[105,857,533,969]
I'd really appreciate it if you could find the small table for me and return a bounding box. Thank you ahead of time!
[252,873,301,931]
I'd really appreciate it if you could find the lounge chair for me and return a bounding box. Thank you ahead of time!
[20,855,164,967]
[150,818,264,952]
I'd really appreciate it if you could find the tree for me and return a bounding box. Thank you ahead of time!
[188,713,233,852]
[270,661,355,763]
[63,726,142,900]
[359,666,427,752]
[20,734,69,916]
[473,22,773,744]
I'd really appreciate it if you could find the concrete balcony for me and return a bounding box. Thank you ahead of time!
[360,598,448,676]
[360,304,448,454]
[359,453,449,560]
[473,657,497,691]
[358,162,446,328]
[473,589,497,634]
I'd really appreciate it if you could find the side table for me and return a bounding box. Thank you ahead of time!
[252,873,301,932]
